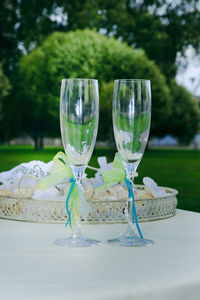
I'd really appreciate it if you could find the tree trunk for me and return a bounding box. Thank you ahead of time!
[33,136,39,151]
[39,134,44,149]
[33,133,44,151]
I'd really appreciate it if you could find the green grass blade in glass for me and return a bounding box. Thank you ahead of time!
[108,79,153,247]
[56,78,100,247]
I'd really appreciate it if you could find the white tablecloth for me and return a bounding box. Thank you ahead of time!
[0,209,200,300]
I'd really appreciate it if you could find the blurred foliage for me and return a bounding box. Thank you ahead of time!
[168,80,200,144]
[94,0,200,79]
[0,0,200,147]
[16,29,171,148]
[0,64,11,101]
[1,0,200,79]
[0,64,11,140]
[99,82,113,141]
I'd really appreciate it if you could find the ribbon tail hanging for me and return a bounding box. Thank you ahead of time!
[65,178,76,229]
[124,176,144,239]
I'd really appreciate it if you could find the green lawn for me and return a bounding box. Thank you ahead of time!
[0,146,200,213]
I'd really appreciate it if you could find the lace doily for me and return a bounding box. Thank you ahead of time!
[0,161,52,192]
[0,157,169,200]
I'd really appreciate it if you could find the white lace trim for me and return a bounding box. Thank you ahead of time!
[0,160,52,191]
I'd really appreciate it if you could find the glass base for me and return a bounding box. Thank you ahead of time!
[107,235,154,247]
[55,236,101,247]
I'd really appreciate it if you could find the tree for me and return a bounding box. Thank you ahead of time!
[91,0,200,79]
[0,0,19,74]
[0,64,11,141]
[16,29,171,149]
[1,0,200,80]
[0,0,56,74]
[0,64,10,102]
[168,80,200,144]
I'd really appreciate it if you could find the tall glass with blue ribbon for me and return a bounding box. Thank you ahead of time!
[108,79,153,247]
[56,78,100,247]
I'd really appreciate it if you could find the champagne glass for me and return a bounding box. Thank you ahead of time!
[56,78,100,247]
[108,79,153,247]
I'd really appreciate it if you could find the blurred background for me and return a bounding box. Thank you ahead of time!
[0,0,200,212]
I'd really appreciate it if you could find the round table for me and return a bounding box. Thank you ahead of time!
[0,209,200,300]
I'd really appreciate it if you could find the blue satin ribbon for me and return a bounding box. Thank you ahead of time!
[65,172,143,239]
[124,175,143,239]
[65,178,76,228]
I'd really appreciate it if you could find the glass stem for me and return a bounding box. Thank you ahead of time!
[72,221,81,239]
[72,181,84,238]
[125,160,139,236]
[70,165,86,239]
[72,165,85,181]
[127,178,137,236]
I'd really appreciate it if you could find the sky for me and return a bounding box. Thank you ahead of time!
[176,46,200,97]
